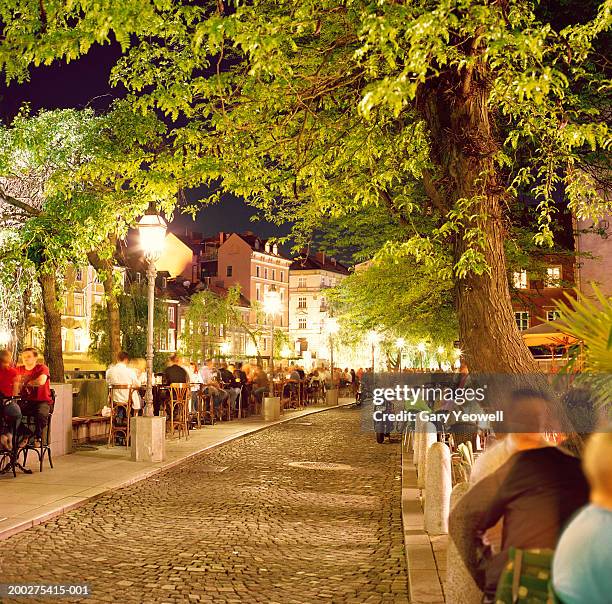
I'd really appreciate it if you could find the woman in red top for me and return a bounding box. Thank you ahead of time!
[0,349,22,450]
[16,348,51,439]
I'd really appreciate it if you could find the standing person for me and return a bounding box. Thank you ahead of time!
[0,349,21,449]
[552,431,612,604]
[16,348,52,441]
[350,368,358,396]
[449,389,590,602]
[106,351,142,419]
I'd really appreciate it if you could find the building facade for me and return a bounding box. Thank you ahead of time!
[288,252,350,368]
[510,253,576,332]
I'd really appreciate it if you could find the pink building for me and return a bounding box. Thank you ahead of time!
[575,214,612,297]
[216,233,292,333]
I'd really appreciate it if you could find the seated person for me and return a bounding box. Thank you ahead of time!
[552,431,612,604]
[16,348,53,442]
[199,359,229,417]
[252,365,270,405]
[106,351,142,423]
[163,354,189,385]
[0,349,21,449]
[219,362,240,413]
[234,362,250,412]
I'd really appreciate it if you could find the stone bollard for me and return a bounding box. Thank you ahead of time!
[446,482,483,604]
[424,442,452,534]
[417,421,437,489]
[413,423,423,466]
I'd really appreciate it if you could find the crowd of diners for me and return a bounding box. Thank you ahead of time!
[105,351,362,424]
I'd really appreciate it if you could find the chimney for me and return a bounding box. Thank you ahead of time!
[273,243,278,255]
[219,232,225,244]
[265,241,271,253]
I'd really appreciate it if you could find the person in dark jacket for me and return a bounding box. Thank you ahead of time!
[450,390,590,601]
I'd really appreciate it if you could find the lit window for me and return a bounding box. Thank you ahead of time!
[298,297,307,309]
[168,306,175,323]
[512,270,528,289]
[515,311,529,331]
[546,310,560,322]
[298,277,307,288]
[298,318,307,329]
[168,329,176,351]
[226,265,233,277]
[74,294,84,317]
[546,266,562,287]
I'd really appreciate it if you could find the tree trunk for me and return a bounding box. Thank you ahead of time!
[87,243,121,364]
[39,271,65,382]
[417,69,538,374]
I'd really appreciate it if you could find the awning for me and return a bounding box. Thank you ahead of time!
[521,321,579,347]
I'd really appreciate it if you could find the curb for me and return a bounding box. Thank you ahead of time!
[400,442,446,603]
[1,401,356,541]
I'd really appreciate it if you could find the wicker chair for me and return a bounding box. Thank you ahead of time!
[168,384,190,439]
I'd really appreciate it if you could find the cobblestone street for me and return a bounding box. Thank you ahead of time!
[1,408,409,604]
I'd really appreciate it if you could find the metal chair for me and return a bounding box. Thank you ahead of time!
[107,385,133,447]
[168,384,190,439]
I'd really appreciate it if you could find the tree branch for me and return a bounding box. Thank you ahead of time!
[421,168,448,214]
[0,186,42,216]
[379,189,411,230]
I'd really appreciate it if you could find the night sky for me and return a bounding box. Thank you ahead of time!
[0,42,287,241]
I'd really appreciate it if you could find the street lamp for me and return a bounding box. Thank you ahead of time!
[324,317,340,385]
[0,327,11,347]
[367,330,380,371]
[137,205,167,417]
[417,341,427,371]
[436,345,445,370]
[395,337,406,372]
[263,287,282,379]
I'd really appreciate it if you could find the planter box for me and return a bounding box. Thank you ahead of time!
[50,383,73,457]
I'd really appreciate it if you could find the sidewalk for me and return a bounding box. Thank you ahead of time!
[401,446,447,603]
[0,401,354,541]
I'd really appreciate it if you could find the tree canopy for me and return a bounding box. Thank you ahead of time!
[0,0,610,372]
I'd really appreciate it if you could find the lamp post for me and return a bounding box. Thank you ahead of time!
[367,330,380,371]
[417,341,427,371]
[263,287,282,380]
[325,317,340,385]
[436,345,445,370]
[395,337,406,372]
[137,206,167,417]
